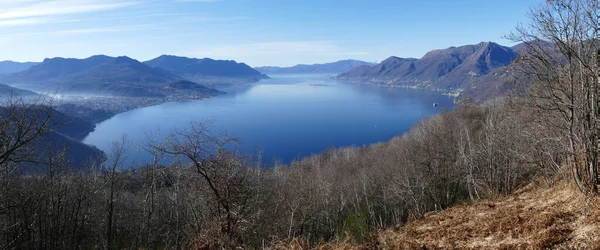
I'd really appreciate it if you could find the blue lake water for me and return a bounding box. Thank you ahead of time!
[83,74,454,166]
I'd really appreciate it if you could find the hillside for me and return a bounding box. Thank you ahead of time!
[0,61,39,75]
[144,55,268,85]
[36,130,106,168]
[272,180,600,249]
[370,180,600,249]
[0,105,105,168]
[255,60,374,74]
[0,55,220,98]
[336,42,519,100]
[43,109,106,166]
[0,83,39,97]
[46,107,97,141]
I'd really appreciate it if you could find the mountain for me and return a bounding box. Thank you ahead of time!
[0,83,38,97]
[0,61,39,75]
[255,60,374,74]
[336,57,417,78]
[144,55,268,85]
[336,42,519,99]
[0,55,220,98]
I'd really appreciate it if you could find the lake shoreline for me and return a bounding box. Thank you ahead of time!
[332,78,462,100]
[83,74,454,166]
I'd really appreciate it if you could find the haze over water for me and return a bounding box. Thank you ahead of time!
[84,74,454,166]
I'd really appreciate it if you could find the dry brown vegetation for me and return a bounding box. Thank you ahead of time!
[279,178,599,250]
[370,178,600,249]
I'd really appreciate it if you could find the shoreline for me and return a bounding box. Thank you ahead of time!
[332,77,462,102]
[64,95,218,142]
[77,75,455,166]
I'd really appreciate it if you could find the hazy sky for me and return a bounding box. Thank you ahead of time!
[0,0,538,67]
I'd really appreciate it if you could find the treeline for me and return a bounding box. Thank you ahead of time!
[0,96,567,249]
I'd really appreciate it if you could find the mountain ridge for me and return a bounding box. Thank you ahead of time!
[144,55,268,85]
[255,59,375,74]
[0,55,222,98]
[0,83,39,97]
[0,61,40,75]
[336,42,520,100]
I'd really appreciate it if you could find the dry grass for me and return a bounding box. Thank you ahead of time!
[269,238,369,250]
[372,180,600,249]
[273,179,600,249]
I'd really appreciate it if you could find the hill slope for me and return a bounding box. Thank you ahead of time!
[0,83,39,97]
[1,106,105,168]
[0,61,39,74]
[43,108,106,166]
[145,55,268,84]
[36,130,106,168]
[289,180,600,249]
[46,107,97,141]
[370,181,600,249]
[336,42,519,100]
[0,55,220,98]
[255,60,374,74]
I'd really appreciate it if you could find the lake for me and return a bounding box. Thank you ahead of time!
[83,74,454,166]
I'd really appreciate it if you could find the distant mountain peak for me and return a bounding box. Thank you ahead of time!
[0,61,39,75]
[87,54,111,59]
[255,59,375,74]
[144,55,267,81]
[113,56,138,63]
[382,56,414,62]
[336,41,518,97]
[42,57,68,63]
[0,55,185,96]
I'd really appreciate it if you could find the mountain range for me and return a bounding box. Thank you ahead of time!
[255,60,374,74]
[0,61,39,75]
[0,42,527,102]
[0,55,266,97]
[336,42,520,100]
[145,55,268,84]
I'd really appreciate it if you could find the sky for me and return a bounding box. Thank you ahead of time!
[0,0,539,67]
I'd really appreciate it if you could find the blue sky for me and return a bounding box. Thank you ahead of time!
[0,0,538,67]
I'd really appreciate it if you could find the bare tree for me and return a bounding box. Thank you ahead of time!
[105,136,129,249]
[150,121,257,245]
[0,96,55,172]
[508,0,599,193]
